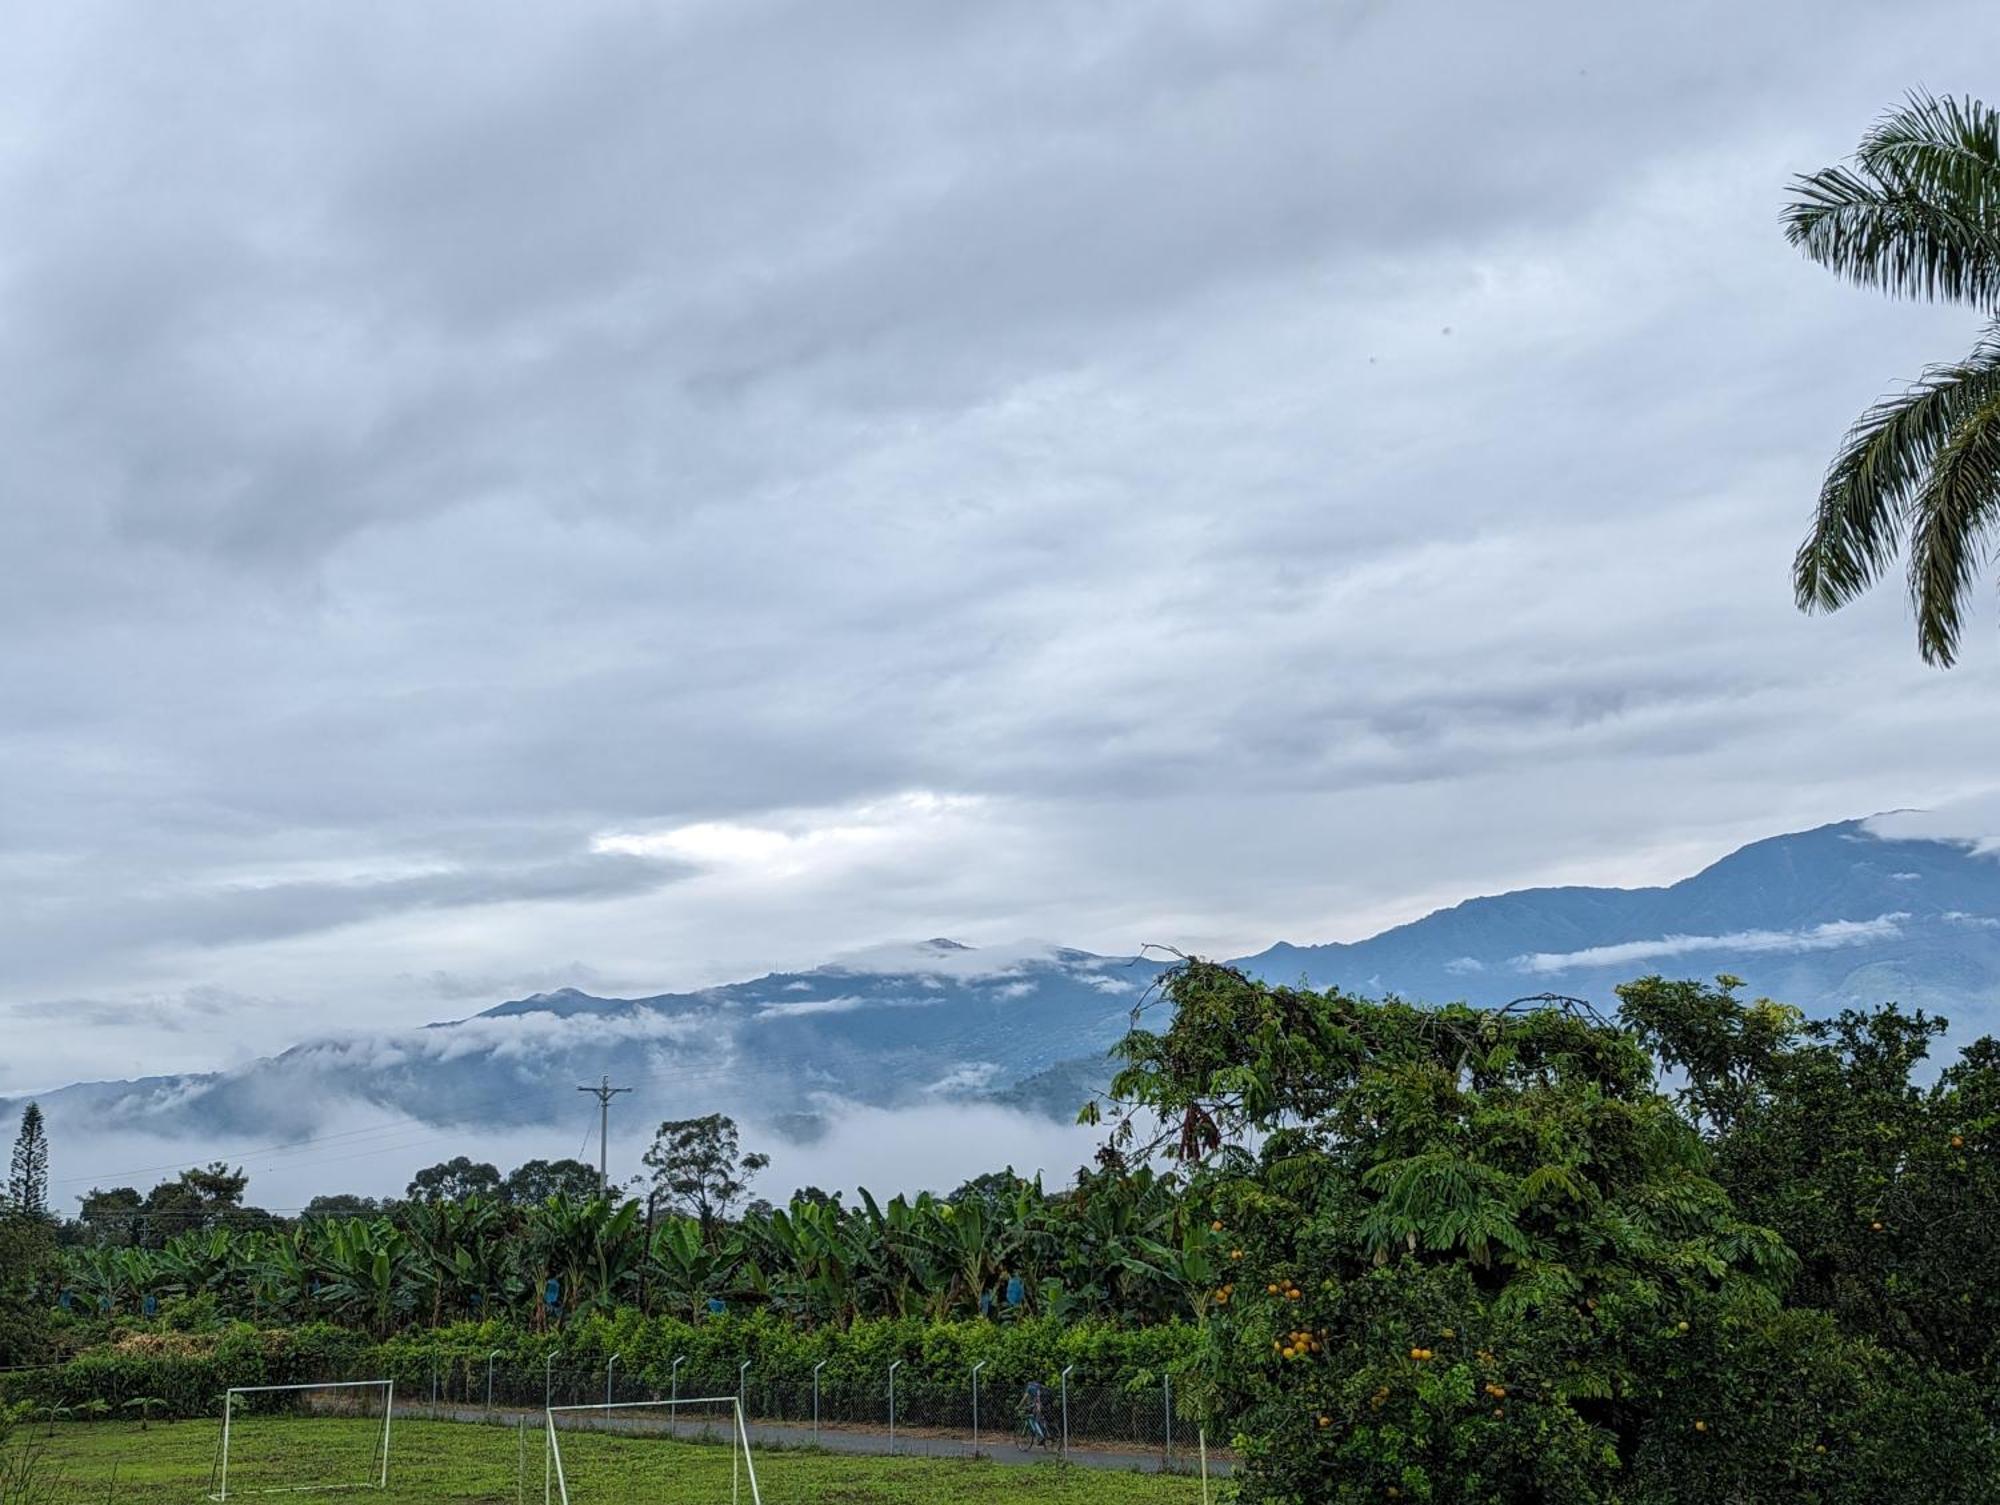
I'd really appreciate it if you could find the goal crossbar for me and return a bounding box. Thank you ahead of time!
[544,1397,761,1505]
[211,1379,393,1502]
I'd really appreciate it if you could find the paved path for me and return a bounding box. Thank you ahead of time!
[409,1402,1232,1477]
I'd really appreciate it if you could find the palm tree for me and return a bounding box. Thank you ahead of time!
[1784,92,2000,664]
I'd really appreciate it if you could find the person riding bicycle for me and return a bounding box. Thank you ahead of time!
[1021,1379,1050,1443]
[1021,1379,1051,1442]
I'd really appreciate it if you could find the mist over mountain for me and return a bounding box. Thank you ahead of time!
[14,814,2000,1193]
[1247,817,2000,1023]
[12,941,1163,1152]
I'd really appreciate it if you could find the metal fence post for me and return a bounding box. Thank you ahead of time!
[671,1355,685,1407]
[971,1361,986,1457]
[887,1360,902,1453]
[605,1354,619,1408]
[1163,1373,1173,1470]
[545,1349,560,1411]
[739,1360,751,1416]
[812,1360,826,1443]
[1060,1365,1073,1460]
[430,1358,438,1413]
[488,1349,504,1413]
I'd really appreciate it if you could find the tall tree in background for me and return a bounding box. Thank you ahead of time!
[1784,92,2000,665]
[138,1162,255,1243]
[7,1103,49,1219]
[643,1114,769,1243]
[501,1158,601,1205]
[405,1156,502,1203]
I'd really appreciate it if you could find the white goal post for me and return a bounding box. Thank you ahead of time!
[210,1380,394,1502]
[544,1397,762,1505]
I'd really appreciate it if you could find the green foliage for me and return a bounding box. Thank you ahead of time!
[405,1158,502,1204]
[500,1159,600,1205]
[642,1115,769,1241]
[7,1107,49,1221]
[2,1314,1194,1425]
[1623,1308,1993,1504]
[1619,975,2000,1393]
[30,961,2000,1497]
[0,1216,57,1367]
[1102,960,2000,1503]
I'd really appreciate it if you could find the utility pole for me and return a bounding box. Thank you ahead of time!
[576,1076,634,1195]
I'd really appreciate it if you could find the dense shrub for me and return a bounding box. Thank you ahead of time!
[1102,961,2000,1503]
[1,1315,1193,1424]
[0,1324,373,1421]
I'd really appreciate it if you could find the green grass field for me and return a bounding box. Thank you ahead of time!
[16,1418,1206,1505]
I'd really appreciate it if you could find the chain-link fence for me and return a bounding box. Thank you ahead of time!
[359,1355,1219,1472]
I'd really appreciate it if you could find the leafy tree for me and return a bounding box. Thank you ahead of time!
[301,1193,385,1220]
[0,1211,55,1365]
[405,1157,502,1204]
[75,1187,144,1246]
[1784,92,2000,664]
[643,1114,769,1243]
[1096,959,1997,1503]
[501,1158,601,1205]
[946,1168,1031,1210]
[1621,974,2000,1388]
[7,1104,49,1220]
[133,1163,257,1245]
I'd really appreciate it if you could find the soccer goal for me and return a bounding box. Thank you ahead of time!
[544,1397,762,1505]
[209,1380,393,1502]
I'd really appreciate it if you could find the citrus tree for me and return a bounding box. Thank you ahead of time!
[1098,960,1994,1503]
[1619,975,2000,1394]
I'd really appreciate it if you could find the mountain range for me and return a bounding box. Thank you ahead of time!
[15,814,2000,1157]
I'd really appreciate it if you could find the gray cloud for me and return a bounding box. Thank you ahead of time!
[5,0,2000,1098]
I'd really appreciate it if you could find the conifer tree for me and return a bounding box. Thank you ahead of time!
[7,1102,49,1220]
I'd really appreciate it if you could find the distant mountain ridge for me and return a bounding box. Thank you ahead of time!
[11,940,1166,1144]
[1245,818,2000,1021]
[13,815,2000,1152]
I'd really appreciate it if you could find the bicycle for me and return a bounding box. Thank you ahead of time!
[1014,1406,1056,1453]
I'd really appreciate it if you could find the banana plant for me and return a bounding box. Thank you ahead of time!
[314,1219,415,1336]
[645,1215,733,1320]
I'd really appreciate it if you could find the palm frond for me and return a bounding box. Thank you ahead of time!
[1794,329,2000,615]
[1858,91,2000,224]
[1784,92,2000,306]
[1907,378,2000,664]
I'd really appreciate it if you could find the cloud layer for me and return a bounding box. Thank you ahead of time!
[1516,915,1909,976]
[7,0,2000,1131]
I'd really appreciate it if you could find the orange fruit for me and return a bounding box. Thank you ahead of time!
[1676,1321,1689,1333]
[1952,1135,1964,1148]
[1694,1420,1708,1433]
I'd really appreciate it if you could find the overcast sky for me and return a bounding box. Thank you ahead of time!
[8,0,2000,1098]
